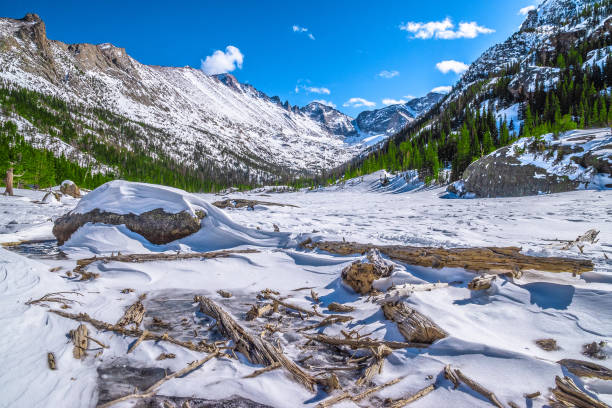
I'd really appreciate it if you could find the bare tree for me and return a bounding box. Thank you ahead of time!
[3,166,23,196]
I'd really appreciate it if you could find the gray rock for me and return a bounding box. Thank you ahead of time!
[448,129,612,198]
[52,208,206,245]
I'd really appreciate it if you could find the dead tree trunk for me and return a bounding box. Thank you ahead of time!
[196,295,316,391]
[382,302,447,344]
[301,240,594,274]
[4,168,13,196]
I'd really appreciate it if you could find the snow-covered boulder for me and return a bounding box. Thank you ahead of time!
[448,128,612,198]
[53,181,209,245]
[60,180,81,198]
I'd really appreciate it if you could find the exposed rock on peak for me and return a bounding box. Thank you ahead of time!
[355,92,445,136]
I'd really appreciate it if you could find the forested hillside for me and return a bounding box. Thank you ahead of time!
[332,0,611,184]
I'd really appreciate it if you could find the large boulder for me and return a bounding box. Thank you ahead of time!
[60,180,81,198]
[52,181,208,245]
[448,128,612,198]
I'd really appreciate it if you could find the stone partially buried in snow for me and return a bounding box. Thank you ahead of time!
[448,128,612,198]
[52,181,208,245]
[60,180,81,198]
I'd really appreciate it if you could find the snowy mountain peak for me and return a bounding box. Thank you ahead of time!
[355,92,445,136]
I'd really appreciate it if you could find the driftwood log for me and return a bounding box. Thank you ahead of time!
[50,309,218,353]
[382,302,447,344]
[116,300,145,328]
[356,344,392,386]
[196,295,317,391]
[453,368,503,408]
[388,383,436,408]
[327,302,355,313]
[301,240,593,274]
[72,249,259,278]
[304,333,429,350]
[212,198,298,209]
[558,359,612,380]
[551,375,608,408]
[376,282,452,303]
[341,249,394,294]
[71,324,88,359]
[468,274,497,290]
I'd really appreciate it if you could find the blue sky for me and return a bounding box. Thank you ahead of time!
[4,0,540,116]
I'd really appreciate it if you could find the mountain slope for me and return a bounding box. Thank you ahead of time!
[332,0,611,186]
[0,13,360,181]
[355,92,445,136]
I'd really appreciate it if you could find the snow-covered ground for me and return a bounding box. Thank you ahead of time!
[0,177,611,407]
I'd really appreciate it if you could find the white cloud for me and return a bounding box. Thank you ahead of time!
[343,97,376,108]
[404,95,416,100]
[399,18,494,40]
[293,25,315,40]
[312,99,336,108]
[378,70,400,79]
[383,98,407,105]
[296,85,330,94]
[436,59,469,74]
[201,45,244,75]
[519,5,536,15]
[431,85,452,94]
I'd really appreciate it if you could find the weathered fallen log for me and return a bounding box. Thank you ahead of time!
[388,383,435,408]
[341,249,394,294]
[375,282,452,303]
[196,295,317,391]
[259,293,324,317]
[71,324,88,359]
[244,362,282,378]
[444,364,459,389]
[50,310,217,353]
[72,249,259,278]
[558,359,612,380]
[217,290,232,298]
[535,338,559,351]
[301,240,593,274]
[560,229,600,250]
[352,377,402,402]
[246,304,274,321]
[296,315,353,332]
[314,391,350,408]
[356,344,391,386]
[116,300,145,328]
[551,375,608,408]
[97,351,219,408]
[47,352,56,370]
[453,369,503,408]
[382,302,447,344]
[127,330,149,354]
[327,302,355,313]
[212,198,298,209]
[304,333,429,350]
[468,274,497,291]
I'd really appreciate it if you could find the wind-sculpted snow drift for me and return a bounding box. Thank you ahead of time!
[54,180,291,253]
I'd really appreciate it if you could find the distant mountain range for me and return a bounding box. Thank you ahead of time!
[0,14,442,183]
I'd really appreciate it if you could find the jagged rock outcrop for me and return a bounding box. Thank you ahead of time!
[448,129,612,198]
[53,208,206,245]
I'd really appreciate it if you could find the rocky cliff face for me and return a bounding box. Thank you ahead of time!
[300,102,357,138]
[448,128,612,198]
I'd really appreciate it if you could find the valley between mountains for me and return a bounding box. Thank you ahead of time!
[0,0,611,407]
